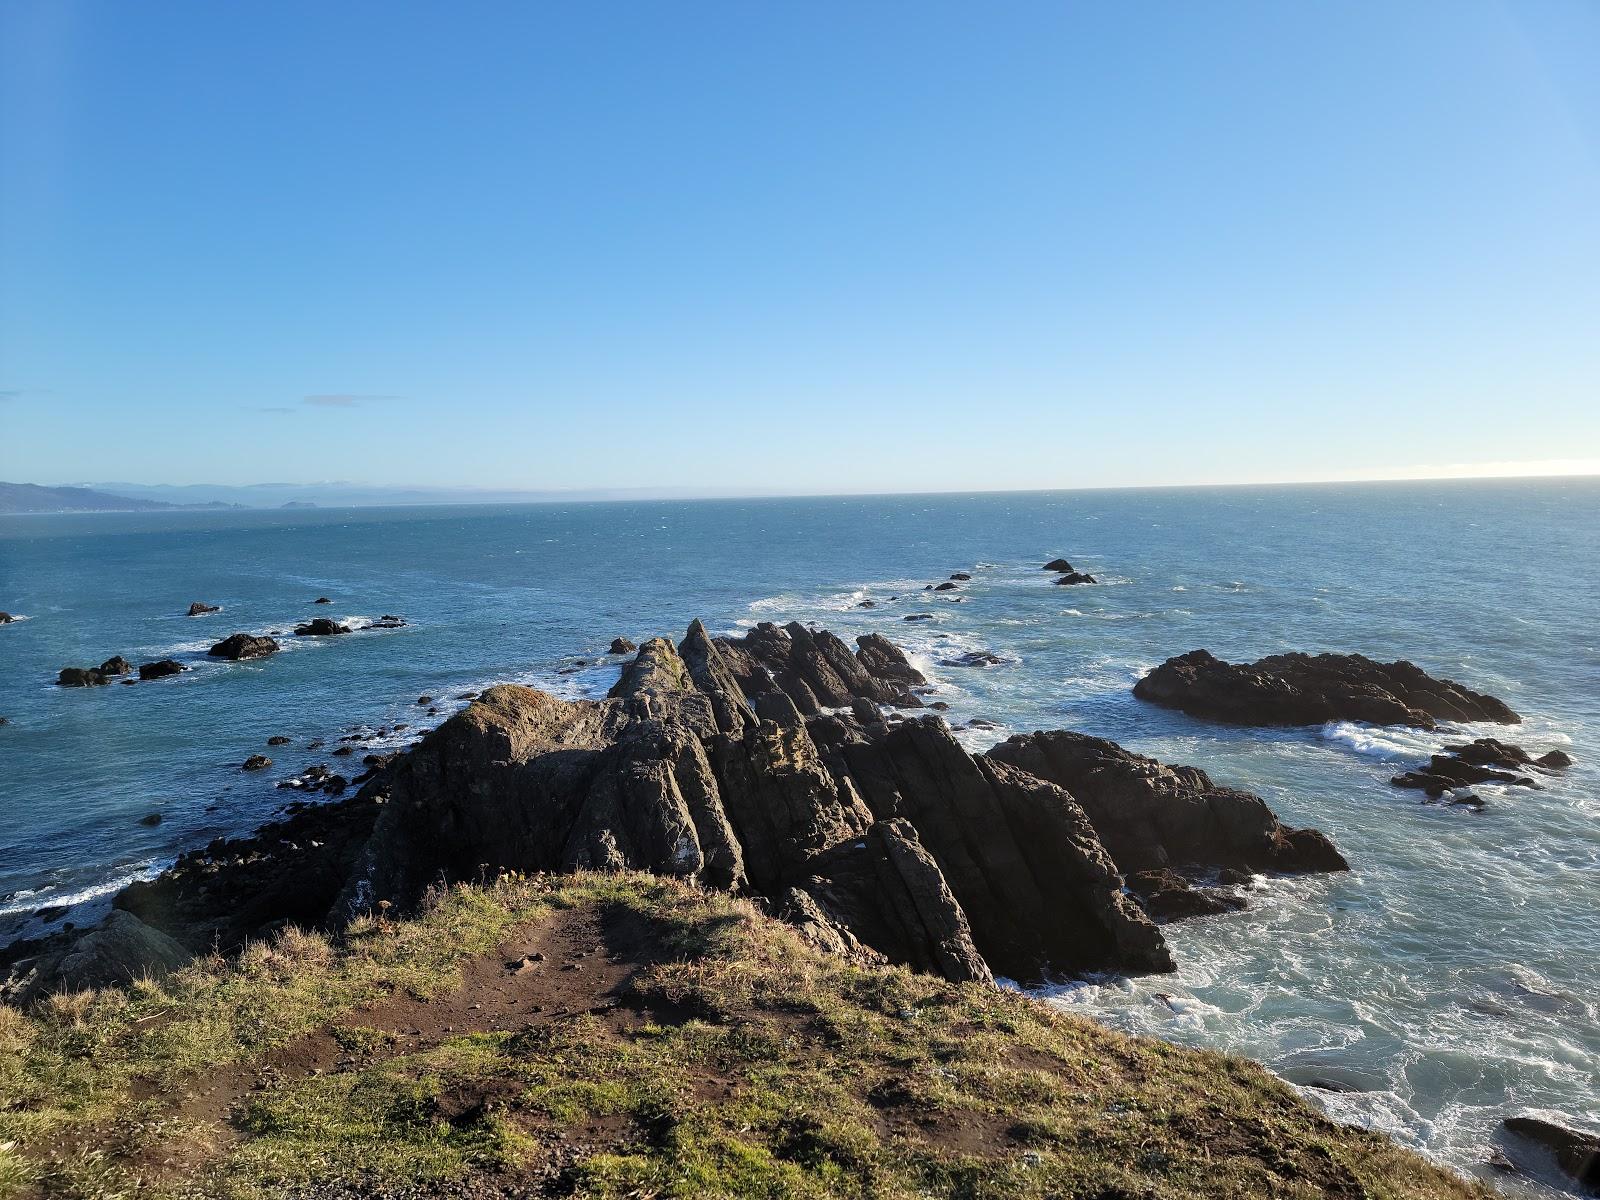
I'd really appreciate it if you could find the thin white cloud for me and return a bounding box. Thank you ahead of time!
[303,394,398,408]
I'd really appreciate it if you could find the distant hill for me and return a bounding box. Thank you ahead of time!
[0,482,174,514]
[0,482,245,515]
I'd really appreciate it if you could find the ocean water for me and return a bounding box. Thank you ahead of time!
[1,480,1596,1192]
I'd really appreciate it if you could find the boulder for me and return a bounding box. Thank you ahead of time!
[314,597,333,604]
[98,656,133,677]
[8,911,192,1005]
[1133,649,1519,729]
[949,572,972,581]
[933,581,958,591]
[186,602,220,616]
[208,633,280,661]
[1054,571,1097,585]
[1043,559,1073,571]
[267,735,291,745]
[293,618,349,637]
[1501,1115,1599,1192]
[57,666,110,687]
[242,755,272,771]
[609,637,636,655]
[138,659,185,680]
[1537,749,1573,769]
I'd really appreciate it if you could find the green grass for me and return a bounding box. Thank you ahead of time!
[0,873,1488,1199]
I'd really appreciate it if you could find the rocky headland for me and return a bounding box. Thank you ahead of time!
[9,621,1348,1004]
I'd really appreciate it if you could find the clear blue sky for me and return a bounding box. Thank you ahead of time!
[2,1,1597,494]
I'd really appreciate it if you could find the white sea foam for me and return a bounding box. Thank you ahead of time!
[0,863,159,921]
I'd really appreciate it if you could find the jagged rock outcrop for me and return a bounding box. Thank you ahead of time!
[65,623,1348,994]
[186,602,220,616]
[209,633,280,660]
[139,659,185,680]
[1134,649,1519,729]
[1054,572,1097,585]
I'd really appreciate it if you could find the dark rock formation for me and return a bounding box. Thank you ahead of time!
[1127,869,1247,922]
[987,730,1348,881]
[208,633,280,661]
[57,666,111,687]
[138,659,185,680]
[0,612,14,623]
[314,597,332,604]
[933,581,958,591]
[369,614,407,629]
[99,656,133,677]
[267,735,291,745]
[1391,737,1570,798]
[609,637,636,655]
[294,618,349,637]
[242,754,272,771]
[1134,649,1519,729]
[950,572,971,581]
[186,602,220,616]
[1054,572,1097,585]
[1501,1115,1599,1192]
[139,811,163,826]
[903,613,934,621]
[79,623,1346,994]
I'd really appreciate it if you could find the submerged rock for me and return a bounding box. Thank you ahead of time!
[1134,649,1519,729]
[208,633,280,661]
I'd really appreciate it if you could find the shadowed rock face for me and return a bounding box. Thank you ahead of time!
[987,730,1348,876]
[51,622,1349,997]
[1134,649,1519,729]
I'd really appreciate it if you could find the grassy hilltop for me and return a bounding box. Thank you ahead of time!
[0,872,1485,1200]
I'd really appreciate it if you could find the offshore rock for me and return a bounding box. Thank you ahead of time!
[1134,649,1519,729]
[208,633,281,660]
[186,602,220,616]
[138,659,186,680]
[294,618,349,637]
